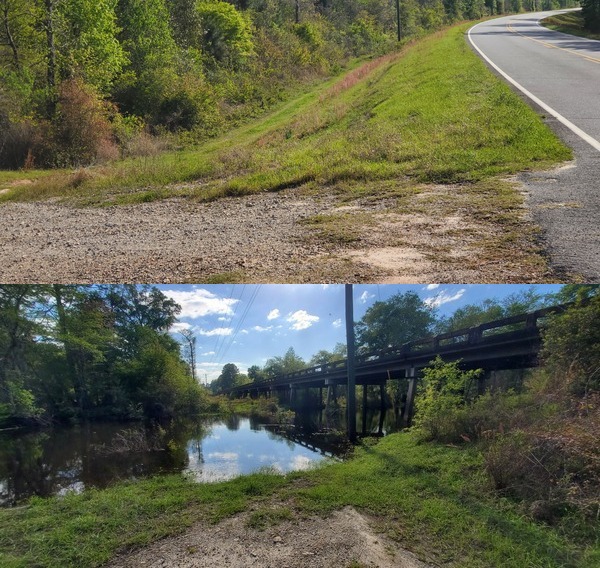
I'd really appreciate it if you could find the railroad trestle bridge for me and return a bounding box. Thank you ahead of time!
[226,304,565,428]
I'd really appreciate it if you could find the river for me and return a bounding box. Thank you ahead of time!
[0,408,399,507]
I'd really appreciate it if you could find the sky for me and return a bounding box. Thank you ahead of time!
[158,284,564,384]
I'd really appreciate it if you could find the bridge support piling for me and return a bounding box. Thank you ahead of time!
[402,367,417,427]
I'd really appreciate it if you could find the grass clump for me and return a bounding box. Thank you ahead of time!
[1,22,570,206]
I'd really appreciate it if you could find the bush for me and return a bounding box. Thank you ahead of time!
[40,79,118,167]
[412,357,482,442]
[0,114,42,169]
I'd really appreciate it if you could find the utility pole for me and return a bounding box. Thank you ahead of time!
[345,284,357,442]
[396,0,401,42]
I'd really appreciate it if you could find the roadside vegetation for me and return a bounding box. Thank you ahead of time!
[1,0,579,176]
[1,17,573,206]
[542,9,600,40]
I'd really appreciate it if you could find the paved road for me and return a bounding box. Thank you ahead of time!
[468,10,600,281]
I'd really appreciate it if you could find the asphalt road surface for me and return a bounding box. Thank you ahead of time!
[468,10,600,281]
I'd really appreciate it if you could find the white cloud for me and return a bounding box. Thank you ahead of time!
[252,325,273,332]
[197,327,233,337]
[201,351,216,356]
[425,284,440,291]
[359,291,374,304]
[332,318,342,328]
[287,310,319,331]
[217,316,231,322]
[424,288,466,308]
[207,452,238,461]
[163,288,239,318]
[170,321,191,333]
[267,309,280,321]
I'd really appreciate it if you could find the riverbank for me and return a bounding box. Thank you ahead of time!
[1,432,596,567]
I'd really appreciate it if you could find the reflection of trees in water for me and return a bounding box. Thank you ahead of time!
[0,418,219,506]
[225,414,241,431]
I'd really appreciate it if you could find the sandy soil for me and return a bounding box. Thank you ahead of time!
[0,184,552,283]
[104,507,431,568]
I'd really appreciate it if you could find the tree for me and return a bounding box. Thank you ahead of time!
[196,0,253,65]
[309,342,346,366]
[0,285,42,423]
[435,288,547,334]
[247,364,264,382]
[208,362,243,393]
[114,0,178,117]
[582,0,600,32]
[263,347,306,378]
[356,292,436,352]
[540,294,600,396]
[178,328,197,381]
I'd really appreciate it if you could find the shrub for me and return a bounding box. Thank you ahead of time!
[412,357,482,442]
[44,78,118,167]
[0,114,43,169]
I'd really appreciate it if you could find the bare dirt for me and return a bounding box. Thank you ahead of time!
[0,183,555,283]
[104,506,431,568]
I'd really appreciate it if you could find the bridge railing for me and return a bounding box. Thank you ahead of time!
[226,304,566,394]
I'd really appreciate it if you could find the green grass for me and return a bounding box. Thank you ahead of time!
[542,11,600,41]
[0,22,570,205]
[0,433,596,567]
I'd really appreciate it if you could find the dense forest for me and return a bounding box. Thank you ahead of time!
[0,284,207,426]
[0,0,580,170]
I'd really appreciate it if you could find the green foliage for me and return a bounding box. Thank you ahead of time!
[0,285,207,424]
[412,357,483,442]
[540,294,600,396]
[54,0,126,92]
[309,343,347,366]
[436,288,547,333]
[196,0,254,65]
[263,347,306,378]
[356,292,436,352]
[210,362,247,393]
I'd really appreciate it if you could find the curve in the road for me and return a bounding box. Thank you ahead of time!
[468,12,600,153]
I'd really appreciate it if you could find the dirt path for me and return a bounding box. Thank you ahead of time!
[0,183,559,283]
[104,507,431,568]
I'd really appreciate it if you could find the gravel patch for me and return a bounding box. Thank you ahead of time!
[104,507,431,568]
[0,184,555,283]
[0,191,350,283]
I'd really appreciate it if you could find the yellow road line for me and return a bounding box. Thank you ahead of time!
[506,21,600,64]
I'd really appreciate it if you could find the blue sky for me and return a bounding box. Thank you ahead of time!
[159,284,564,384]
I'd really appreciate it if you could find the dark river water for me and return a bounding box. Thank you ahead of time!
[0,408,399,506]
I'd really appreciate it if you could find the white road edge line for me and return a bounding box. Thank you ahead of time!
[467,20,600,153]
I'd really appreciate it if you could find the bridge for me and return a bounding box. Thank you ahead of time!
[226,304,566,429]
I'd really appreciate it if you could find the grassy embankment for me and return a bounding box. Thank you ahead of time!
[542,11,600,41]
[1,22,570,207]
[0,432,597,568]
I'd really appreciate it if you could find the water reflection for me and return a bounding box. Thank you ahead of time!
[0,408,399,506]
